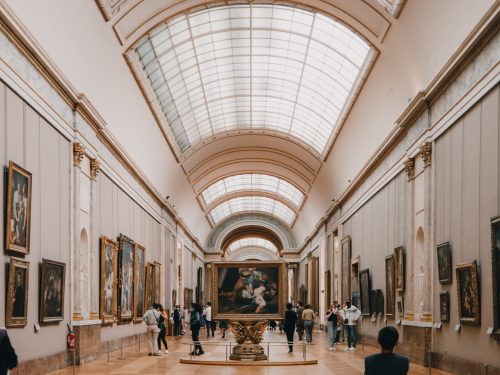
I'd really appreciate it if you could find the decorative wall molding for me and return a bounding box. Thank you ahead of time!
[89,158,100,181]
[403,158,415,180]
[73,142,85,167]
[420,142,432,167]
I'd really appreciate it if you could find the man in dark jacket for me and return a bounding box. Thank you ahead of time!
[284,303,297,353]
[365,326,409,375]
[0,328,18,375]
[295,301,304,341]
[173,305,182,336]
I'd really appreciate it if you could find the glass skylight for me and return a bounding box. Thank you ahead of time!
[201,174,304,207]
[227,237,278,253]
[135,3,371,154]
[209,196,295,225]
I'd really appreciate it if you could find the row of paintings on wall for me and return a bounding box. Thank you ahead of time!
[100,235,161,326]
[5,257,66,328]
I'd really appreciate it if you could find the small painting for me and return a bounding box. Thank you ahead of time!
[212,261,285,320]
[370,290,378,314]
[394,247,405,292]
[5,161,32,254]
[145,262,154,309]
[39,259,65,323]
[118,234,134,323]
[455,260,480,325]
[133,243,146,322]
[6,257,29,327]
[437,242,452,284]
[439,292,450,323]
[397,297,404,315]
[376,289,384,316]
[153,261,161,304]
[100,237,118,325]
[359,269,371,316]
[385,255,395,318]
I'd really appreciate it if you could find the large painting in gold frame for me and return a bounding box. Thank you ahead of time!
[133,243,146,322]
[5,161,32,254]
[6,257,29,327]
[153,261,161,304]
[456,260,480,326]
[212,261,286,321]
[118,234,134,323]
[39,258,65,323]
[100,236,118,325]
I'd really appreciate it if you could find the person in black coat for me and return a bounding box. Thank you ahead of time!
[0,328,18,375]
[365,326,409,375]
[283,303,297,353]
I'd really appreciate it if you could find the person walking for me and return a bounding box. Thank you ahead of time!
[343,299,361,351]
[205,302,215,338]
[295,302,305,341]
[157,304,169,354]
[284,303,298,353]
[302,304,315,343]
[189,303,204,356]
[326,303,339,351]
[0,327,18,375]
[333,300,342,344]
[143,304,161,356]
[219,320,228,338]
[173,305,182,336]
[365,326,409,375]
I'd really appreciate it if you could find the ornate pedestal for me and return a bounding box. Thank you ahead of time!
[229,320,268,361]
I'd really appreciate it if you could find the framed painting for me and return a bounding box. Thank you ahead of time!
[39,259,65,323]
[359,269,371,316]
[394,246,405,292]
[437,242,452,284]
[6,257,29,327]
[153,261,161,304]
[439,292,450,323]
[5,161,32,254]
[370,290,378,314]
[385,254,395,318]
[492,216,500,339]
[118,234,134,323]
[341,236,351,303]
[184,288,193,308]
[397,296,404,316]
[100,236,118,325]
[133,243,146,322]
[456,261,480,325]
[376,289,384,316]
[145,262,154,309]
[212,261,286,320]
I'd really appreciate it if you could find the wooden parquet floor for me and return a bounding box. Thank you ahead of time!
[47,328,453,375]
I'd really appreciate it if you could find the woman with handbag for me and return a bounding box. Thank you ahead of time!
[189,303,204,355]
[157,304,169,354]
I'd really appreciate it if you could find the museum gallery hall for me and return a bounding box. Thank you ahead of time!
[0,0,499,374]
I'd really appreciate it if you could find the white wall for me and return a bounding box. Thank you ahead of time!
[294,0,496,243]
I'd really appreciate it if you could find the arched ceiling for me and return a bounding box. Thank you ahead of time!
[95,0,406,246]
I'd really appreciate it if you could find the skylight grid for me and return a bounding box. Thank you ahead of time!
[135,3,371,155]
[201,174,304,207]
[209,196,296,225]
[227,237,278,253]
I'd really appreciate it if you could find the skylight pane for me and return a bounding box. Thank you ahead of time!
[135,3,371,154]
[227,237,278,253]
[201,173,304,208]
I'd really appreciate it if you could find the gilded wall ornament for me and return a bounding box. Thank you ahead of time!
[420,142,432,167]
[90,158,100,181]
[73,142,85,167]
[404,158,415,180]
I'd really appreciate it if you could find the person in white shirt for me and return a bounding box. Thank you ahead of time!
[143,304,161,356]
[205,302,215,338]
[342,299,361,351]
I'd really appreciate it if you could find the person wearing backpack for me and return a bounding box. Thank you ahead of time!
[0,328,18,375]
[143,303,161,356]
[326,303,339,351]
[189,303,204,356]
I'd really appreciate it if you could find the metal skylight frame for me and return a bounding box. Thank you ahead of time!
[209,196,295,225]
[201,173,304,207]
[134,3,373,155]
[227,237,278,253]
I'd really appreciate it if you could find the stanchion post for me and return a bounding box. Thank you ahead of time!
[107,341,110,364]
[267,342,270,362]
[118,337,125,360]
[72,349,76,375]
[225,343,228,362]
[139,334,141,352]
[303,341,306,361]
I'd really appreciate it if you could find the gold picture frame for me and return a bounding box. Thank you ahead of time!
[212,261,286,321]
[491,215,500,339]
[145,262,154,309]
[100,236,118,325]
[39,258,66,323]
[5,161,32,254]
[394,246,405,292]
[341,236,351,303]
[6,257,29,327]
[385,254,395,318]
[153,261,161,304]
[133,243,146,322]
[118,234,134,323]
[456,260,480,325]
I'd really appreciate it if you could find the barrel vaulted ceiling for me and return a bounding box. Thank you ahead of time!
[96,0,405,241]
